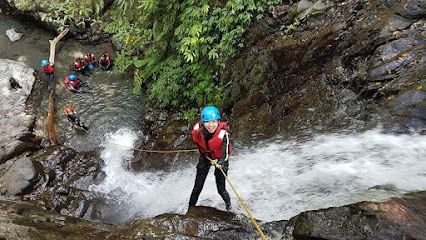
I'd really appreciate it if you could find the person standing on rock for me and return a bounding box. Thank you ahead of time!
[189,106,232,211]
[41,60,55,92]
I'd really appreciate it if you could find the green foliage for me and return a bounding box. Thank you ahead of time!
[106,0,282,111]
[12,0,37,11]
[40,0,105,32]
[280,19,300,39]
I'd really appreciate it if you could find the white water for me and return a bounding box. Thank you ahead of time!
[89,128,426,224]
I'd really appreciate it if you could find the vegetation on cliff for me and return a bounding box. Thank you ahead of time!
[37,0,282,116]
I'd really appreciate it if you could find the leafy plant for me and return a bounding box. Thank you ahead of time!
[40,0,105,32]
[105,0,281,112]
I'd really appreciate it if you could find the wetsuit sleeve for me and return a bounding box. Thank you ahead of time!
[219,131,230,162]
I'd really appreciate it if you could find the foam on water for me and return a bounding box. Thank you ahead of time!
[90,128,426,223]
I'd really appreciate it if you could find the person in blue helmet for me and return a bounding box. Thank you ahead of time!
[189,106,232,211]
[41,60,55,92]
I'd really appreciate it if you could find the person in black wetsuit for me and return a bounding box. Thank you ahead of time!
[189,106,232,211]
[65,107,88,130]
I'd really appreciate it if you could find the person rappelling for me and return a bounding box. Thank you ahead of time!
[65,107,89,130]
[189,106,232,211]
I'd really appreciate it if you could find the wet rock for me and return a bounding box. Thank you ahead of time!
[379,14,416,38]
[0,198,115,240]
[389,90,426,115]
[0,155,43,195]
[290,191,426,240]
[411,106,426,120]
[124,206,255,239]
[132,109,196,172]
[0,59,40,164]
[405,118,425,130]
[369,38,422,81]
[298,0,334,20]
[5,28,23,42]
[297,0,313,13]
[397,0,426,19]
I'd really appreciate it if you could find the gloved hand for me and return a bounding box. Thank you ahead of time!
[210,159,218,166]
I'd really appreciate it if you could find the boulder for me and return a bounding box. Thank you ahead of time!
[0,59,39,164]
[0,155,43,195]
[291,192,426,240]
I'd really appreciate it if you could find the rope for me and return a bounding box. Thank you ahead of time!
[79,127,198,153]
[206,156,267,240]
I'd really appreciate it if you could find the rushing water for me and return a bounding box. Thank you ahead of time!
[90,128,426,224]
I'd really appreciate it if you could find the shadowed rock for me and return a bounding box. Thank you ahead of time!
[291,191,426,240]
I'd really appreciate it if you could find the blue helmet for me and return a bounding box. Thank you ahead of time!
[201,106,221,122]
[69,75,76,81]
[41,60,49,66]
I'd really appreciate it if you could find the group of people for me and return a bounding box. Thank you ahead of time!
[40,53,112,131]
[71,52,112,74]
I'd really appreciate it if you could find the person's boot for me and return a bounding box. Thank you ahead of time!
[226,202,232,211]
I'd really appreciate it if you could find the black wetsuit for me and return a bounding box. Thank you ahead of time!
[67,112,88,130]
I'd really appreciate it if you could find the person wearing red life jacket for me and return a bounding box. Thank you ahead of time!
[84,53,97,68]
[64,74,83,93]
[41,60,55,91]
[189,106,232,211]
[72,58,87,73]
[99,52,112,70]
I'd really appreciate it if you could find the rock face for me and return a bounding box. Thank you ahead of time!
[0,59,40,164]
[0,60,42,196]
[0,192,425,239]
[0,155,43,195]
[290,191,426,240]
[221,0,426,142]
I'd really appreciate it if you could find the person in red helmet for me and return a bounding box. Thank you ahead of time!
[41,60,55,91]
[65,107,88,130]
[99,52,112,70]
[189,106,232,211]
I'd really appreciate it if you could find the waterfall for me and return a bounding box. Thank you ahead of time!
[90,128,426,224]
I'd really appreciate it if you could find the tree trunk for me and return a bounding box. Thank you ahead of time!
[46,28,69,145]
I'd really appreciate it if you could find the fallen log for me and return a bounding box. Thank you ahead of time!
[46,28,69,145]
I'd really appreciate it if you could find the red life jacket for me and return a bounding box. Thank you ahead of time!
[64,76,79,90]
[74,59,85,69]
[100,53,111,63]
[84,54,95,62]
[192,122,231,159]
[42,64,55,74]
